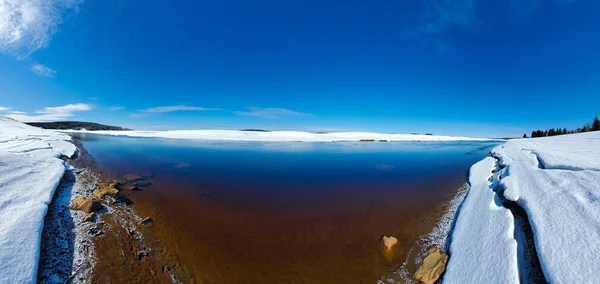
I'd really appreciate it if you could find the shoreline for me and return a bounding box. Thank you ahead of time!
[39,135,488,283]
[379,183,470,283]
[38,139,190,283]
[57,129,497,142]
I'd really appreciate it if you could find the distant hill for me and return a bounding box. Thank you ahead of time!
[27,121,131,131]
[239,129,270,132]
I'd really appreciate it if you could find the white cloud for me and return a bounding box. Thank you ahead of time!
[30,63,56,77]
[140,105,221,113]
[233,107,314,119]
[6,103,92,122]
[109,106,124,111]
[0,106,11,111]
[0,0,83,59]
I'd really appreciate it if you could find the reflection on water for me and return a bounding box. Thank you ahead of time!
[71,133,500,282]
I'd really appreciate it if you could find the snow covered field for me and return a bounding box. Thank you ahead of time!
[445,131,600,283]
[0,117,77,283]
[58,129,493,142]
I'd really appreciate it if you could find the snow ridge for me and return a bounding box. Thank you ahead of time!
[0,116,77,283]
[446,131,600,283]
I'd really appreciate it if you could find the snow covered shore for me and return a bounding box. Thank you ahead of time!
[0,117,77,283]
[58,129,494,142]
[445,131,600,283]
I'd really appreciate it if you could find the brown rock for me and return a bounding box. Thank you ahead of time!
[413,247,449,284]
[70,197,103,213]
[93,184,119,199]
[380,235,399,263]
[83,212,96,222]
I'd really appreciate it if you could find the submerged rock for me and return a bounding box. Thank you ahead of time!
[124,174,143,182]
[380,235,400,264]
[93,184,119,199]
[139,217,153,225]
[133,180,152,187]
[70,197,103,213]
[413,247,449,284]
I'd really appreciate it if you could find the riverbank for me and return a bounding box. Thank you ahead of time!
[0,116,189,282]
[444,131,600,283]
[56,140,190,283]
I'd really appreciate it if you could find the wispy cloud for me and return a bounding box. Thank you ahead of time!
[0,0,83,59]
[417,0,480,35]
[109,106,125,111]
[234,107,314,119]
[0,106,11,111]
[140,105,221,113]
[6,103,92,122]
[30,63,57,77]
[407,0,578,54]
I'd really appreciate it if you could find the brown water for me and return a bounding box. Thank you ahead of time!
[73,134,498,282]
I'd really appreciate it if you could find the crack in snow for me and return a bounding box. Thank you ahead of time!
[490,156,548,284]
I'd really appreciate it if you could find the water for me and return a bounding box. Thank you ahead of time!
[72,133,500,282]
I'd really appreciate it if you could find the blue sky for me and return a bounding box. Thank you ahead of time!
[1,0,599,137]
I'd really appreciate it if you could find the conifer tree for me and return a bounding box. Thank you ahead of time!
[593,116,600,131]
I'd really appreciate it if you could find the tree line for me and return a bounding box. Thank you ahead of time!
[525,116,600,138]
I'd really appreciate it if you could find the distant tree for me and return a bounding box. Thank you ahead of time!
[563,128,568,135]
[523,133,528,138]
[583,124,592,132]
[548,129,556,136]
[593,116,600,131]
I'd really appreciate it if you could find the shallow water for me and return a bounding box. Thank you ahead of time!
[72,133,499,282]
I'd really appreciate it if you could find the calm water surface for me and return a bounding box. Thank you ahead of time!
[73,133,500,282]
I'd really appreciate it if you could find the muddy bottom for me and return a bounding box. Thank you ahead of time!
[118,175,464,283]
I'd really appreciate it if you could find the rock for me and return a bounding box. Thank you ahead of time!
[139,217,153,225]
[83,212,96,222]
[133,180,151,187]
[413,247,449,284]
[198,189,214,197]
[380,235,399,263]
[124,174,143,182]
[70,197,103,213]
[93,184,119,199]
[136,250,150,260]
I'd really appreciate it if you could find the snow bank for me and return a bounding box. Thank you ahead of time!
[58,129,493,142]
[444,157,519,283]
[446,131,600,283]
[0,116,77,283]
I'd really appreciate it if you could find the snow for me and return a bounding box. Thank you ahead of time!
[446,131,600,283]
[444,157,519,283]
[0,116,77,283]
[58,129,494,142]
